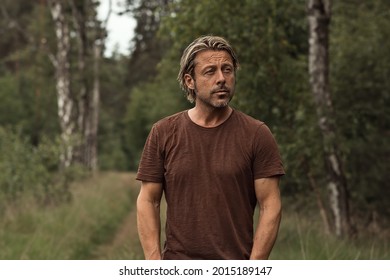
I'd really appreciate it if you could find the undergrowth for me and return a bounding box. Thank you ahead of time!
[0,172,137,259]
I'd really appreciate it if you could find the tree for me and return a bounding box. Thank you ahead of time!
[124,0,172,89]
[307,0,351,237]
[69,0,111,171]
[48,0,109,170]
[120,0,176,169]
[330,0,390,229]
[48,0,74,169]
[0,0,60,148]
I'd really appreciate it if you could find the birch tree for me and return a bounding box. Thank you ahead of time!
[48,0,110,171]
[69,0,111,171]
[48,0,75,169]
[307,0,351,237]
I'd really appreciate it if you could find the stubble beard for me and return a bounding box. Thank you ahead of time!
[194,84,235,109]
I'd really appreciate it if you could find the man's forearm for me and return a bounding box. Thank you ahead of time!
[136,198,162,260]
[250,206,281,260]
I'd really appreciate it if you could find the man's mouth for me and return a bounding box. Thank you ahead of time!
[213,88,230,94]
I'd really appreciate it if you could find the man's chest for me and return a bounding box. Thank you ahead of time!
[162,128,254,179]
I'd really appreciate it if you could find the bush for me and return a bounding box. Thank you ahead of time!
[0,126,82,209]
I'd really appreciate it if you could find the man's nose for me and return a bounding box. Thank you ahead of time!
[216,69,226,85]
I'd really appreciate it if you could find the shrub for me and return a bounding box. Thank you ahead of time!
[0,126,83,209]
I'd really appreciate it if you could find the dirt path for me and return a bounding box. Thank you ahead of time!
[92,172,144,260]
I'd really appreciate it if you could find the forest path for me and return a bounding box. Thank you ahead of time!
[91,172,144,260]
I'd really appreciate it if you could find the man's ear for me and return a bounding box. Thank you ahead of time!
[184,74,195,90]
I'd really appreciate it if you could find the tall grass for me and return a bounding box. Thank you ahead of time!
[107,192,390,260]
[271,209,390,260]
[1,170,388,260]
[0,172,137,259]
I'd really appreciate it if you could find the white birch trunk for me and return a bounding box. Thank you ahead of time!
[49,0,75,169]
[307,0,351,237]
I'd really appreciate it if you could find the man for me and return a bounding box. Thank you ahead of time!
[136,35,285,260]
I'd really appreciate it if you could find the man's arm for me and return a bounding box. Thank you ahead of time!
[136,181,163,260]
[250,177,282,260]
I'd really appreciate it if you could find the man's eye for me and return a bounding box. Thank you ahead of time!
[223,68,233,73]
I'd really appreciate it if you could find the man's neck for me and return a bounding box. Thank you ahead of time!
[188,106,233,128]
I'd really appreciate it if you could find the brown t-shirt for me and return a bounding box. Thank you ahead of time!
[136,109,285,259]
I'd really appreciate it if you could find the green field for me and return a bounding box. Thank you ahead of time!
[0,172,388,260]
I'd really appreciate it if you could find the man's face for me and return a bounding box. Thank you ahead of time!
[185,50,235,108]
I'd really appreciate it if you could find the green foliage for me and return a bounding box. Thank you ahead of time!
[124,0,172,89]
[331,0,390,218]
[0,0,389,238]
[158,0,317,186]
[98,56,131,171]
[0,74,27,127]
[160,0,308,118]
[123,66,190,169]
[0,1,59,143]
[0,68,58,143]
[145,0,323,197]
[0,127,85,208]
[98,109,128,171]
[0,127,49,202]
[123,0,390,232]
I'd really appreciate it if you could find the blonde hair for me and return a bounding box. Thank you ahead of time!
[177,35,239,103]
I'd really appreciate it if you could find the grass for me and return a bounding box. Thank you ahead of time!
[271,210,390,260]
[1,172,388,260]
[111,190,390,260]
[0,172,138,259]
[116,191,390,260]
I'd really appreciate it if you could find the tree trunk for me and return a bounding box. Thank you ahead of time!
[307,0,352,237]
[49,0,75,169]
[69,0,91,169]
[49,0,108,171]
[87,42,101,172]
[65,0,110,172]
[83,0,111,172]
[70,0,88,137]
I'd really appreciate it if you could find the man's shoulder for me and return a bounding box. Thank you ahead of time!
[232,109,265,128]
[153,110,187,130]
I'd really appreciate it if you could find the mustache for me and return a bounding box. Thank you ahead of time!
[211,86,231,94]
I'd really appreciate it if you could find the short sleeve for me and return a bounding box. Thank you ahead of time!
[252,124,285,179]
[136,124,165,183]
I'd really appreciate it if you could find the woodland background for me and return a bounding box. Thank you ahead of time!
[0,0,389,259]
